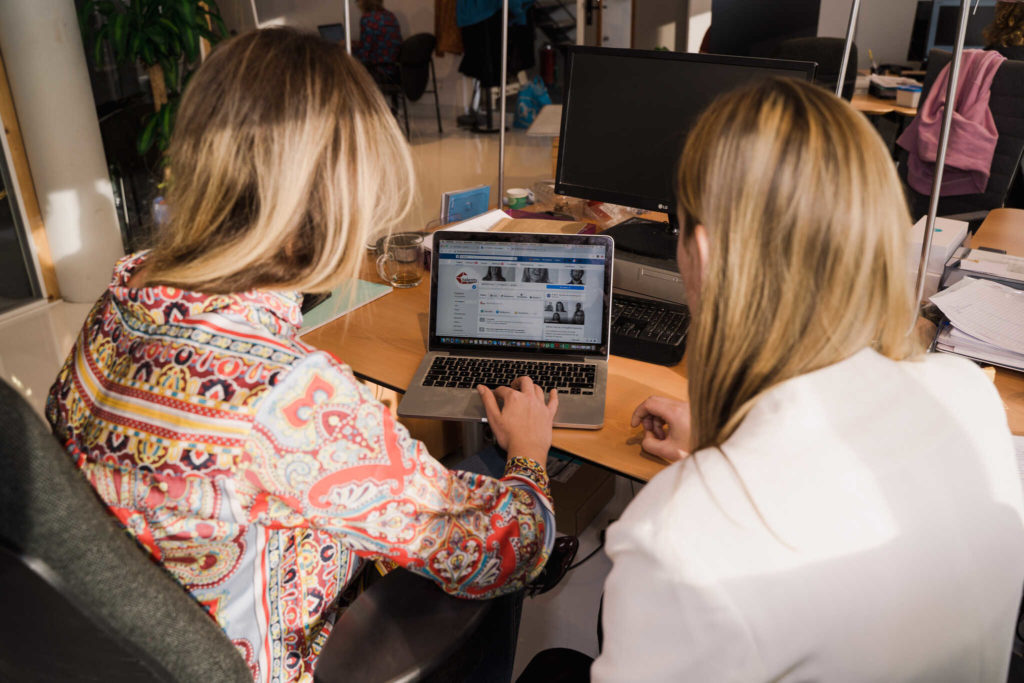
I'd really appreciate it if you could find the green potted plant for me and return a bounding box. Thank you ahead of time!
[79,0,228,156]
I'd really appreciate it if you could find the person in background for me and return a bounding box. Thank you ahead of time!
[592,78,1024,681]
[354,0,403,82]
[47,28,555,683]
[984,0,1024,60]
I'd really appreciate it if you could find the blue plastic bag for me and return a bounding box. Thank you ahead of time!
[515,76,553,129]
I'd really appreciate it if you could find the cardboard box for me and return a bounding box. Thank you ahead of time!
[547,454,615,536]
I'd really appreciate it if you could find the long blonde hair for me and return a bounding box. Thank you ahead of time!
[146,27,414,294]
[677,78,921,452]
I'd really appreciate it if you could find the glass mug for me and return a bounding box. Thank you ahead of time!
[376,232,425,288]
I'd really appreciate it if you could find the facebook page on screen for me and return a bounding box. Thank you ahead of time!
[435,239,607,352]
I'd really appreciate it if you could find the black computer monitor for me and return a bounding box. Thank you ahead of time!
[317,23,346,44]
[555,47,817,217]
[927,0,996,55]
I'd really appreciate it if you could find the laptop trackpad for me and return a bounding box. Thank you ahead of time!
[398,387,487,423]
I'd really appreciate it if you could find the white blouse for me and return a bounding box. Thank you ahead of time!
[594,349,1024,682]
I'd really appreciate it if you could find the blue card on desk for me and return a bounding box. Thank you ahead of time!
[442,185,490,223]
[300,279,392,333]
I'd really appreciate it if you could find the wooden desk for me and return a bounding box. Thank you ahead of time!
[302,211,1024,482]
[971,208,1024,254]
[852,93,917,118]
[972,209,1024,436]
[301,261,681,482]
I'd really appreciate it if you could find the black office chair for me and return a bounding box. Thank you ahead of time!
[0,380,252,682]
[898,49,1024,231]
[0,379,492,682]
[771,37,858,101]
[375,33,444,138]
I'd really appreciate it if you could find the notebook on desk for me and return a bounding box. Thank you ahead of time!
[397,231,614,429]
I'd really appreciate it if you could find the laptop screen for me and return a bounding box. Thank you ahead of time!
[431,232,613,356]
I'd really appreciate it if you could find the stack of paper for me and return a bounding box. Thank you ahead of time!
[957,249,1024,287]
[930,277,1024,371]
[423,209,510,268]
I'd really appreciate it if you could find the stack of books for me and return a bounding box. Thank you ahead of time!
[930,277,1024,371]
[441,185,490,224]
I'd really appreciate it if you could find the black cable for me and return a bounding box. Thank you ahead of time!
[547,457,572,479]
[567,540,605,571]
[567,525,611,571]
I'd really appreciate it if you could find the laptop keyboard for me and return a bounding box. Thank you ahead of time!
[421,357,597,394]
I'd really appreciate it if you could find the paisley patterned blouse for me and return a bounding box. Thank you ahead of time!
[46,253,554,683]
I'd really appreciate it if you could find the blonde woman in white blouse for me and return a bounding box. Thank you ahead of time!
[593,78,1024,682]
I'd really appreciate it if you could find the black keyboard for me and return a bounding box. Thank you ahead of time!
[611,294,689,366]
[421,357,597,395]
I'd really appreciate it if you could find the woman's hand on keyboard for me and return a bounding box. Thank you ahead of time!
[477,377,558,467]
[631,396,692,462]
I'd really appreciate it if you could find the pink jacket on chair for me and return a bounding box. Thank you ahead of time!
[897,49,1006,197]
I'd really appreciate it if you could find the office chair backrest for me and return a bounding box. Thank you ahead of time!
[771,37,858,100]
[398,33,437,101]
[0,380,251,682]
[900,49,1024,219]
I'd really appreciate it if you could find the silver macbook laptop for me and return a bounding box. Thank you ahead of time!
[398,231,614,429]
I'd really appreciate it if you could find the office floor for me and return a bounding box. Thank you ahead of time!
[0,107,635,675]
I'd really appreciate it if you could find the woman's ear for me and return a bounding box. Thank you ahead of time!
[692,223,710,282]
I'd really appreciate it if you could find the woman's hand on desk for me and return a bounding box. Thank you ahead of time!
[478,377,558,466]
[631,396,692,463]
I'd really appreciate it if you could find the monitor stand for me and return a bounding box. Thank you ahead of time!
[600,215,686,305]
[601,215,679,262]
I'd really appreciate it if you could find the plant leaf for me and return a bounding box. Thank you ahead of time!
[112,11,128,62]
[181,24,198,63]
[158,16,181,36]
[137,112,159,156]
[129,31,143,62]
[145,25,167,54]
[195,25,217,43]
[161,58,177,93]
[78,1,98,30]
[92,23,110,66]
[159,102,174,149]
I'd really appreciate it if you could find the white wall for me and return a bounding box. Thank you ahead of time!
[818,0,919,68]
[219,0,473,114]
[634,0,691,51]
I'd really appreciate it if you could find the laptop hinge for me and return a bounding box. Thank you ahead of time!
[437,350,594,363]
